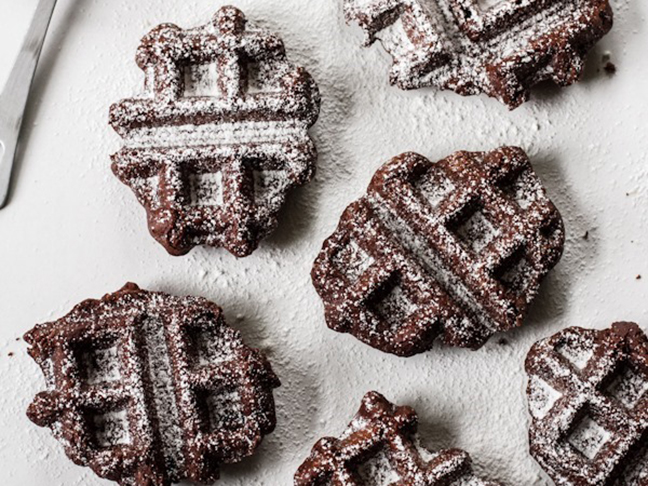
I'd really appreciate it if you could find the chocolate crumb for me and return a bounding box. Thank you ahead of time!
[583,231,589,240]
[637,275,642,280]
[7,352,13,357]
[604,62,616,74]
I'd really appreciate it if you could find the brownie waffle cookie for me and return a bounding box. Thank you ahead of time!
[295,391,502,485]
[110,6,320,257]
[526,322,648,486]
[312,147,564,357]
[25,283,280,486]
[344,0,613,108]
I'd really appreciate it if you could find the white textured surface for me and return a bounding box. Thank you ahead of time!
[0,0,646,485]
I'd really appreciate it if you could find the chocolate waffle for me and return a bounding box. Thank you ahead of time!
[312,147,564,357]
[25,283,280,486]
[110,6,320,257]
[526,322,648,486]
[344,0,613,108]
[295,391,502,485]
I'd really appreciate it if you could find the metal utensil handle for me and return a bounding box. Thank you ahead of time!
[0,0,58,208]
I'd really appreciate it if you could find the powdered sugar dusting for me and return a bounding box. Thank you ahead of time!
[190,172,224,207]
[93,408,131,448]
[109,6,320,257]
[527,376,561,419]
[344,0,612,107]
[555,337,594,369]
[296,392,502,485]
[79,345,121,385]
[140,315,185,478]
[184,63,220,97]
[313,148,564,356]
[500,169,544,210]
[370,191,497,334]
[567,413,610,460]
[204,388,244,432]
[416,167,456,208]
[455,208,500,253]
[526,324,648,485]
[23,284,280,485]
[357,447,400,485]
[477,0,505,9]
[605,365,648,409]
[2,0,645,485]
[333,240,375,281]
[373,281,418,329]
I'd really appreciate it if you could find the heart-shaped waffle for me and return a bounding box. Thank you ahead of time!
[526,322,648,486]
[312,147,564,357]
[295,391,502,485]
[344,0,613,108]
[25,283,280,486]
[110,6,320,256]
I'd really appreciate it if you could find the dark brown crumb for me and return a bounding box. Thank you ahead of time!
[604,62,616,74]
[583,231,589,240]
[637,275,642,280]
[7,352,14,357]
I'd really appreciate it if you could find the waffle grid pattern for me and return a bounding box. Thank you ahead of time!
[294,391,501,485]
[110,6,320,256]
[312,147,564,356]
[25,283,280,486]
[526,322,648,486]
[343,0,613,107]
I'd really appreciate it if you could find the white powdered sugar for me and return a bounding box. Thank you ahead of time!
[79,345,122,385]
[566,414,610,460]
[123,121,310,150]
[605,365,648,409]
[526,324,647,485]
[1,0,645,485]
[93,409,131,448]
[190,172,224,207]
[204,389,244,432]
[254,170,291,209]
[374,282,418,328]
[527,376,562,419]
[555,338,594,370]
[140,315,185,477]
[502,169,544,210]
[455,209,500,253]
[369,190,498,333]
[345,0,611,106]
[416,169,456,208]
[357,447,400,485]
[476,0,505,9]
[184,63,221,97]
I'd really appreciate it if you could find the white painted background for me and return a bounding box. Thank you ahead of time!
[0,0,646,484]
